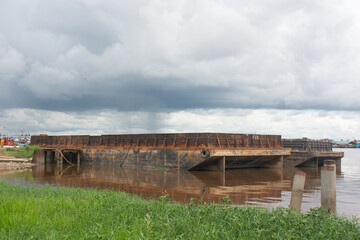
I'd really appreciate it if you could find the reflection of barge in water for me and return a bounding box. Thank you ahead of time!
[31,163,290,204]
[30,163,342,205]
[31,133,291,170]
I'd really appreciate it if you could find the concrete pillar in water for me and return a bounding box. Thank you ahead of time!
[289,172,306,213]
[279,155,284,168]
[335,158,341,173]
[218,156,226,173]
[45,151,54,164]
[33,149,46,165]
[335,158,341,171]
[324,160,336,172]
[321,165,336,213]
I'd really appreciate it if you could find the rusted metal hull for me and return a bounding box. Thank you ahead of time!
[79,147,291,170]
[31,133,291,170]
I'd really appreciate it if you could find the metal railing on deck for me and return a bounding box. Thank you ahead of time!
[282,139,332,152]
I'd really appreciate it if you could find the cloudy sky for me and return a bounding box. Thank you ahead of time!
[1,0,360,140]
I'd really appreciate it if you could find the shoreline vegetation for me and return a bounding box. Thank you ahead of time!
[0,145,42,159]
[0,181,359,239]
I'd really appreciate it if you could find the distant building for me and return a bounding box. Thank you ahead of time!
[332,140,356,148]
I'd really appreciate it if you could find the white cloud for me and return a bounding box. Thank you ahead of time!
[1,108,359,140]
[0,36,26,81]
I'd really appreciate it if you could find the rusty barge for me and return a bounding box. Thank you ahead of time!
[282,139,344,167]
[31,133,291,171]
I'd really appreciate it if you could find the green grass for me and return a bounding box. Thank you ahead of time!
[0,145,42,158]
[0,181,359,240]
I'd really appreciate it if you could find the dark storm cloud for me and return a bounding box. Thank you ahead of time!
[1,0,360,113]
[20,81,232,112]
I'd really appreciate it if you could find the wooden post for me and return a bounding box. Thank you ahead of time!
[321,165,336,213]
[290,172,306,213]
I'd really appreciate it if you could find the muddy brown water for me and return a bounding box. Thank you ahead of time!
[1,148,359,218]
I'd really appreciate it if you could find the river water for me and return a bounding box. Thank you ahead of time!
[1,148,359,218]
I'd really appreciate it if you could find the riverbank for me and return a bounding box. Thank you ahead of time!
[0,181,359,239]
[0,162,34,173]
[0,157,35,173]
[0,146,40,172]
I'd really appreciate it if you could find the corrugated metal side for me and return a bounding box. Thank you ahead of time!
[31,133,282,149]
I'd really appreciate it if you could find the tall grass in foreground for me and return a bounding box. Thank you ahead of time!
[0,180,359,240]
[0,145,42,158]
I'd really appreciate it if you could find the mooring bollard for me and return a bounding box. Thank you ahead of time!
[290,172,306,213]
[321,165,336,213]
